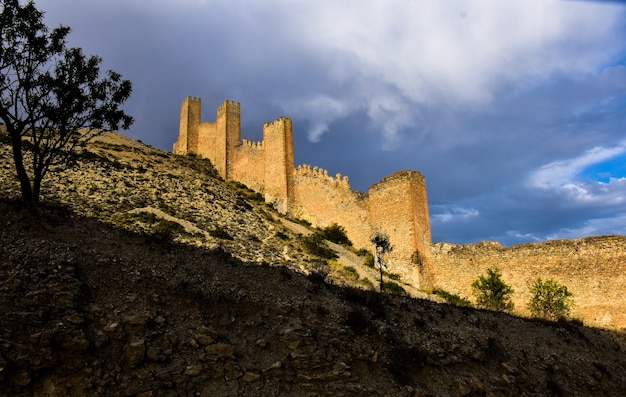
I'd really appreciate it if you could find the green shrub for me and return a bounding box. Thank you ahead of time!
[289,217,312,227]
[358,250,375,268]
[471,267,514,311]
[527,278,574,321]
[432,288,472,307]
[359,278,375,290]
[383,281,406,295]
[301,233,338,259]
[387,272,401,281]
[335,265,359,281]
[317,223,352,246]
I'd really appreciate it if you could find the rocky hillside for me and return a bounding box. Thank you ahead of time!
[1,131,626,396]
[0,131,402,293]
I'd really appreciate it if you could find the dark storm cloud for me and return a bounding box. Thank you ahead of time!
[35,0,626,245]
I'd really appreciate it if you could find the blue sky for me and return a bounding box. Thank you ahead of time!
[35,0,626,245]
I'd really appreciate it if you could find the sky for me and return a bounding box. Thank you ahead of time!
[34,0,626,246]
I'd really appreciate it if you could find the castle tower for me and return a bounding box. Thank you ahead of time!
[173,97,202,155]
[368,170,434,289]
[263,117,295,213]
[214,100,241,179]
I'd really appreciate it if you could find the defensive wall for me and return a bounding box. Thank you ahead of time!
[173,97,626,329]
[430,236,626,329]
[173,97,433,288]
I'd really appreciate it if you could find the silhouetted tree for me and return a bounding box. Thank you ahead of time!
[0,0,133,202]
[371,232,393,292]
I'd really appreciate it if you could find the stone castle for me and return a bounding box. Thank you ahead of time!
[173,97,433,288]
[173,97,626,330]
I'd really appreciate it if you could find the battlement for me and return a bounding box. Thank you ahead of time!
[241,139,263,150]
[218,98,241,110]
[217,100,240,116]
[371,169,426,189]
[264,117,291,128]
[172,96,626,328]
[174,96,433,286]
[295,164,350,188]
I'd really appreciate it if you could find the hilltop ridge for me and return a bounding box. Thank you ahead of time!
[1,130,626,395]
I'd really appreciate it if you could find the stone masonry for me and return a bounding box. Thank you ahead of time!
[173,97,433,288]
[173,97,626,330]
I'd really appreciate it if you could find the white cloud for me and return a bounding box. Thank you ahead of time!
[281,95,356,142]
[285,0,626,141]
[528,142,626,189]
[546,213,626,240]
[432,205,480,223]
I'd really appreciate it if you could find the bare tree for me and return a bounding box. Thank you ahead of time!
[0,0,133,202]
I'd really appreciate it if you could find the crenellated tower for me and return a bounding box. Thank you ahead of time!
[173,97,202,155]
[172,96,434,289]
[215,100,241,179]
[369,170,433,288]
[263,117,295,213]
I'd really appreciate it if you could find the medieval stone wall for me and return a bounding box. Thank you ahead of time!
[263,118,295,213]
[172,96,626,331]
[231,140,265,193]
[173,97,434,284]
[430,236,626,329]
[292,165,371,249]
[369,171,433,288]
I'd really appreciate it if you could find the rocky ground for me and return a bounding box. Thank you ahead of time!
[1,131,626,396]
[2,200,626,396]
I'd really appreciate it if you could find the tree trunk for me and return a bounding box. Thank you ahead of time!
[377,250,384,293]
[9,129,34,201]
[32,172,42,203]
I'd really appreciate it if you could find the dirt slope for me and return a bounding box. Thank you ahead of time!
[1,200,626,397]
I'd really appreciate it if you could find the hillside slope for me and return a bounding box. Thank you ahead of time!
[1,199,626,396]
[1,131,626,395]
[0,131,396,291]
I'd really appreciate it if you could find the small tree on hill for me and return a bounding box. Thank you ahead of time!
[371,232,392,293]
[317,223,352,246]
[527,278,574,321]
[0,0,133,202]
[472,267,514,311]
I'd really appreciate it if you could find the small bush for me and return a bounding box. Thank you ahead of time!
[359,278,375,290]
[301,233,338,259]
[356,249,375,268]
[307,261,330,284]
[151,219,186,243]
[317,223,352,246]
[472,267,514,311]
[334,264,359,281]
[527,278,574,321]
[289,217,312,227]
[209,226,234,240]
[433,288,472,307]
[387,272,402,281]
[275,231,289,240]
[383,281,406,296]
